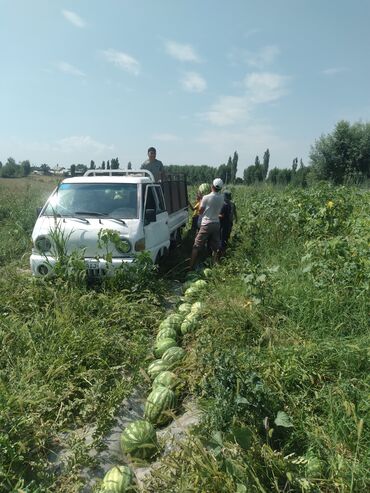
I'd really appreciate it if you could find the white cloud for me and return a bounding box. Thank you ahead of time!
[62,10,86,28]
[165,41,200,62]
[55,136,114,154]
[198,70,289,127]
[101,49,140,75]
[200,96,250,126]
[244,72,288,103]
[245,45,280,68]
[322,67,348,75]
[181,72,207,92]
[56,61,85,77]
[152,133,180,142]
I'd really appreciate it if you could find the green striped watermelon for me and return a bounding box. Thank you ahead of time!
[162,346,186,366]
[147,359,170,379]
[183,286,199,300]
[178,302,192,315]
[158,314,183,333]
[193,279,207,289]
[120,420,158,460]
[191,301,204,314]
[156,326,178,342]
[144,386,176,426]
[153,337,177,358]
[198,183,211,195]
[152,371,179,390]
[180,318,196,335]
[100,465,134,492]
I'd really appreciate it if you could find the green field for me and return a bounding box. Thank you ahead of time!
[0,177,369,492]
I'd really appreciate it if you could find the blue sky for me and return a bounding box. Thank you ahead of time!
[1,0,370,175]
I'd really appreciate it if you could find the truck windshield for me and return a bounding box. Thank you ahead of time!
[43,183,138,219]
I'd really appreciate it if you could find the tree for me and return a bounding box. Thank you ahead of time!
[292,157,298,173]
[76,164,87,175]
[107,160,110,170]
[40,164,50,175]
[111,157,120,169]
[217,163,228,183]
[20,160,31,176]
[70,164,76,177]
[127,161,132,170]
[310,120,370,184]
[231,151,238,183]
[263,149,270,179]
[226,156,232,184]
[90,160,95,169]
[101,161,106,170]
[243,166,256,185]
[1,157,18,177]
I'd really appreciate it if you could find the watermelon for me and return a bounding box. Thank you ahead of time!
[152,371,179,390]
[191,301,204,314]
[156,326,178,342]
[186,311,200,323]
[162,346,186,366]
[184,286,199,300]
[153,337,177,358]
[181,311,199,334]
[147,359,170,379]
[178,302,192,314]
[158,314,183,333]
[120,420,158,460]
[182,280,194,293]
[198,183,211,195]
[181,320,195,336]
[100,465,133,492]
[193,279,207,289]
[144,386,176,426]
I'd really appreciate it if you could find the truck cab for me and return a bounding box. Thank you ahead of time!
[30,170,188,277]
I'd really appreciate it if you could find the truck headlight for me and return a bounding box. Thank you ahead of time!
[116,239,131,254]
[35,235,52,253]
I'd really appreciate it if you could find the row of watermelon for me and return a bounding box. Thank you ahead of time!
[99,274,211,492]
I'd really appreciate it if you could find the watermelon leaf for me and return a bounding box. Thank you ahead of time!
[274,411,294,428]
[231,426,252,450]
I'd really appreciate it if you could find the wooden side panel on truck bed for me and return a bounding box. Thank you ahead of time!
[160,173,188,215]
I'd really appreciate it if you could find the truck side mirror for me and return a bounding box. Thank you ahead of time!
[145,208,156,225]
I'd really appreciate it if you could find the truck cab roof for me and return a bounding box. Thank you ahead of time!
[63,169,155,185]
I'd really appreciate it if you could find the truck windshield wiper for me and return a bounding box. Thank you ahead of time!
[74,211,127,226]
[61,214,90,224]
[103,217,127,226]
[74,211,107,217]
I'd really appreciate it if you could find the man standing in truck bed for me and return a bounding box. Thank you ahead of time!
[141,147,164,181]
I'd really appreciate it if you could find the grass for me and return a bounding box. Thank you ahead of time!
[144,184,370,493]
[0,178,369,492]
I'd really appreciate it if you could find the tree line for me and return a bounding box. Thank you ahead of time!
[1,120,369,185]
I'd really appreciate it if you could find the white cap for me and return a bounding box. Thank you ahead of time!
[212,178,224,190]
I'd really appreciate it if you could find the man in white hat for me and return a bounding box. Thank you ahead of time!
[189,178,224,269]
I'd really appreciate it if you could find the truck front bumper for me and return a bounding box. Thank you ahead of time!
[30,254,135,278]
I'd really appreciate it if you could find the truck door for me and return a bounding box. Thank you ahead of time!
[143,185,169,260]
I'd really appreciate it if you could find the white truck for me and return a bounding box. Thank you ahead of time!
[30,170,189,277]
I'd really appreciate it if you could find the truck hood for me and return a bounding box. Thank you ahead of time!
[32,216,141,257]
